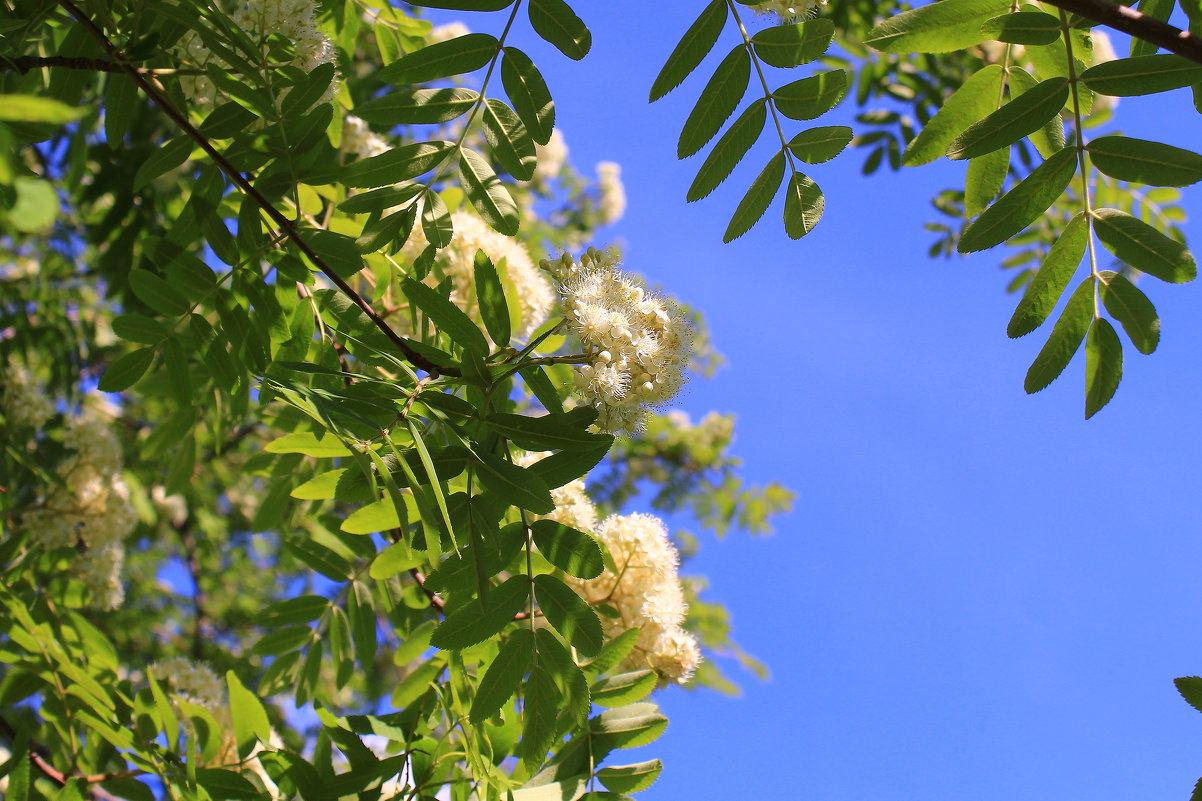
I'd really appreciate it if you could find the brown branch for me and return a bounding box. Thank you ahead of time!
[3,55,205,75]
[1039,0,1202,65]
[176,524,213,660]
[0,716,142,789]
[53,0,458,378]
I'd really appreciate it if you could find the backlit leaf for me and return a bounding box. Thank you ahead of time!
[1024,277,1094,394]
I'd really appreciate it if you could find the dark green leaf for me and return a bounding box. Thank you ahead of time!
[421,189,453,248]
[677,45,750,159]
[261,595,330,627]
[773,70,847,121]
[377,33,498,84]
[1092,207,1197,282]
[112,313,168,345]
[591,670,657,708]
[1084,318,1123,418]
[1008,212,1088,337]
[1176,676,1202,714]
[788,125,853,164]
[649,0,727,102]
[402,276,490,354]
[959,146,1077,252]
[281,63,338,118]
[947,77,1068,160]
[470,629,533,723]
[1086,135,1202,187]
[534,574,603,656]
[1099,270,1159,354]
[251,625,312,656]
[501,47,554,144]
[355,88,478,125]
[343,141,457,188]
[474,250,512,346]
[520,665,562,769]
[752,19,834,68]
[129,269,190,316]
[485,412,612,450]
[596,760,663,794]
[1080,54,1202,96]
[471,449,555,513]
[460,147,520,235]
[285,537,353,581]
[482,98,537,181]
[723,151,785,243]
[133,135,192,192]
[864,0,1012,53]
[903,65,1004,167]
[305,229,365,278]
[531,520,604,579]
[980,11,1062,45]
[337,184,423,214]
[524,442,609,489]
[519,365,565,413]
[98,347,155,392]
[429,575,530,649]
[965,146,1009,217]
[783,171,823,239]
[1024,277,1094,394]
[197,768,260,800]
[687,99,766,202]
[528,0,591,60]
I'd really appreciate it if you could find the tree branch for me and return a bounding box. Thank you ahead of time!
[2,55,206,74]
[53,0,459,377]
[1039,0,1202,65]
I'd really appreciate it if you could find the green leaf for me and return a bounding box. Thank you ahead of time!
[1091,207,1197,283]
[864,0,1012,53]
[501,47,555,144]
[752,19,834,68]
[421,189,453,248]
[342,499,401,535]
[1084,318,1123,418]
[1176,676,1202,714]
[1130,0,1175,56]
[291,468,347,500]
[337,184,423,214]
[409,0,514,8]
[1024,277,1094,394]
[788,125,853,164]
[355,88,479,125]
[649,0,727,102]
[470,629,533,723]
[1099,270,1159,354]
[285,538,353,581]
[471,449,556,514]
[678,45,750,159]
[980,11,1061,45]
[251,625,313,656]
[519,364,565,413]
[485,412,612,450]
[343,141,457,188]
[97,347,155,392]
[597,760,663,794]
[226,671,271,759]
[1086,135,1202,187]
[524,443,609,489]
[370,541,422,580]
[429,575,529,649]
[520,665,562,769]
[1008,212,1088,337]
[531,519,604,579]
[947,77,1068,160]
[305,229,366,278]
[902,65,1004,167]
[113,315,167,348]
[528,0,591,60]
[482,99,537,181]
[687,99,766,202]
[261,595,329,627]
[965,146,1009,217]
[133,135,192,192]
[534,574,603,656]
[460,147,520,235]
[1005,66,1065,158]
[9,178,58,233]
[473,250,512,346]
[783,172,823,239]
[959,146,1077,253]
[0,94,84,123]
[403,276,490,354]
[590,670,657,708]
[265,431,351,457]
[129,269,190,316]
[723,151,785,244]
[1080,54,1202,96]
[377,32,498,84]
[590,703,668,749]
[772,70,847,121]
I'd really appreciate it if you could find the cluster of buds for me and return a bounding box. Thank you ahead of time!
[749,0,828,22]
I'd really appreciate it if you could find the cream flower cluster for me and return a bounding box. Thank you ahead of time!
[428,21,470,44]
[23,412,136,609]
[541,248,691,433]
[595,161,626,225]
[568,513,701,685]
[533,128,568,185]
[750,0,828,22]
[153,657,228,713]
[176,0,336,108]
[3,362,54,429]
[403,210,554,339]
[342,114,389,160]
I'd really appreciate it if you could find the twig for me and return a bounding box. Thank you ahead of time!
[1040,0,1202,65]
[0,715,142,789]
[175,524,213,659]
[3,55,205,74]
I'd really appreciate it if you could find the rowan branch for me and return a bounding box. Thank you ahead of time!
[53,0,459,377]
[2,55,205,74]
[1039,0,1202,65]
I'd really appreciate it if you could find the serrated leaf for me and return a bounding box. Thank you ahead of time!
[1080,54,1202,96]
[355,88,479,125]
[429,575,529,649]
[1091,208,1196,283]
[752,19,833,68]
[377,32,498,84]
[473,250,512,346]
[1130,0,1175,57]
[291,468,347,500]
[286,538,353,581]
[534,574,603,656]
[370,541,422,579]
[783,172,823,239]
[485,412,611,450]
[251,625,312,656]
[649,0,727,102]
[591,670,657,708]
[687,99,766,202]
[420,189,453,249]
[980,11,1061,44]
[472,449,555,512]
[723,151,785,243]
[342,499,401,535]
[947,77,1068,160]
[1099,270,1159,354]
[1176,676,1202,714]
[788,125,853,164]
[1084,318,1122,418]
[529,0,591,60]
[965,146,1009,217]
[134,135,192,191]
[403,276,490,354]
[589,704,668,750]
[524,443,609,489]
[959,146,1077,253]
[501,47,554,144]
[772,70,847,121]
[265,431,351,457]
[865,0,1011,53]
[678,45,750,159]
[482,99,536,181]
[903,65,1004,167]
[520,665,562,769]
[460,148,520,236]
[97,347,155,392]
[531,519,604,579]
[597,760,663,794]
[343,141,457,188]
[1024,277,1094,393]
[470,629,533,723]
[1008,212,1088,337]
[129,269,190,316]
[1086,135,1202,187]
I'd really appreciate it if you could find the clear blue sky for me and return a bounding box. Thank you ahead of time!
[424,4,1202,798]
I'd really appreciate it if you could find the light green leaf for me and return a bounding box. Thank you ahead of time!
[501,47,554,144]
[980,11,1061,45]
[470,629,533,723]
[1099,270,1160,354]
[1007,212,1087,337]
[291,468,347,500]
[531,519,604,579]
[1024,277,1094,394]
[1092,207,1196,283]
[903,65,1004,167]
[226,671,271,759]
[591,670,657,708]
[354,88,478,125]
[112,313,169,345]
[265,431,351,457]
[1086,135,1202,187]
[1084,318,1123,418]
[482,98,537,181]
[589,703,668,750]
[285,538,353,580]
[460,147,520,236]
[865,0,1012,53]
[687,99,766,202]
[1080,54,1202,96]
[376,32,498,84]
[1005,66,1065,158]
[0,94,84,123]
[421,188,453,248]
[947,77,1068,160]
[751,19,834,68]
[783,171,823,239]
[649,0,728,102]
[678,45,750,159]
[723,151,785,243]
[9,177,58,233]
[342,498,401,535]
[597,760,663,794]
[965,146,1009,217]
[788,125,853,164]
[528,0,591,60]
[772,70,847,121]
[959,146,1077,253]
[97,347,155,392]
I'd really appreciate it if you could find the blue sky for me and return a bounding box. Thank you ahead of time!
[420,3,1202,798]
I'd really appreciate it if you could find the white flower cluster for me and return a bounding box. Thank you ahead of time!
[176,0,337,108]
[533,128,568,185]
[568,513,701,685]
[153,657,228,713]
[428,21,470,44]
[403,210,554,339]
[3,362,54,429]
[342,114,389,160]
[23,412,136,609]
[541,248,692,433]
[595,161,626,225]
[749,0,828,22]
